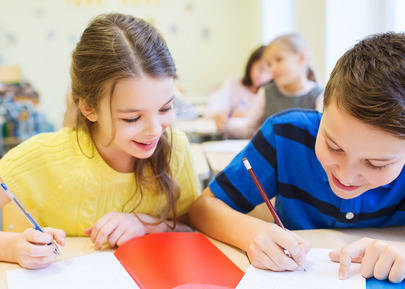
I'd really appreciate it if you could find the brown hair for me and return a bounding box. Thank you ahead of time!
[268,33,317,82]
[241,45,266,87]
[324,32,405,139]
[70,13,179,226]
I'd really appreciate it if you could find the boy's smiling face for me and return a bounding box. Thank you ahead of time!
[315,100,405,199]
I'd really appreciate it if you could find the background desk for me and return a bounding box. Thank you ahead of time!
[202,139,249,175]
[2,227,404,289]
[189,143,210,184]
[173,118,222,142]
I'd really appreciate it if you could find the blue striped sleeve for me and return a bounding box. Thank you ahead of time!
[209,118,278,213]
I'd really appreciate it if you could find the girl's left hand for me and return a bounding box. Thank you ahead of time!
[329,237,405,283]
[85,212,192,249]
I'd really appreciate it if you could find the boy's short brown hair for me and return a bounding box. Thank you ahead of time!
[324,32,405,138]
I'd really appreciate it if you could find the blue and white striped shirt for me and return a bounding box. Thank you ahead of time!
[209,109,405,230]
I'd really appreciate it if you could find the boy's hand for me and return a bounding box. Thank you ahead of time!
[329,237,405,283]
[247,223,311,271]
[13,227,65,269]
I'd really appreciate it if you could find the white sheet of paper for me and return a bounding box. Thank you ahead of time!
[236,248,365,289]
[6,252,139,289]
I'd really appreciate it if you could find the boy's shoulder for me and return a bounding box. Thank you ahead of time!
[264,108,321,129]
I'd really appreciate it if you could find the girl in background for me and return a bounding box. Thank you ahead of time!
[204,46,272,133]
[225,33,323,139]
[0,13,200,269]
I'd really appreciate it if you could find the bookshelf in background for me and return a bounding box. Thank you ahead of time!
[0,65,54,157]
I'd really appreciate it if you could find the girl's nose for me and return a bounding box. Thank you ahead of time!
[144,117,162,137]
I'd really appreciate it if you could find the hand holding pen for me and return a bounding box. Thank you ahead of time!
[242,158,311,272]
[0,180,65,269]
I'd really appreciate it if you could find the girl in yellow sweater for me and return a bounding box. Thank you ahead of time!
[0,13,200,269]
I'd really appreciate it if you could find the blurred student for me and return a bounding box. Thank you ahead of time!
[204,46,272,133]
[225,33,323,139]
[0,13,200,269]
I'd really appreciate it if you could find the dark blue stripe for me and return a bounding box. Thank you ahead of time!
[215,172,255,213]
[274,123,316,150]
[251,130,277,170]
[279,183,405,223]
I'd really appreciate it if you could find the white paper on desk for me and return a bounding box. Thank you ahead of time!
[6,252,139,289]
[236,248,365,289]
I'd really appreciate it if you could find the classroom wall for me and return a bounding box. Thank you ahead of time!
[0,0,262,128]
[325,0,393,79]
[262,0,401,86]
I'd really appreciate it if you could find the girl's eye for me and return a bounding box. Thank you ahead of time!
[123,116,141,123]
[160,105,173,113]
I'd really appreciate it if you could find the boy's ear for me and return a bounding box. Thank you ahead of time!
[78,98,98,122]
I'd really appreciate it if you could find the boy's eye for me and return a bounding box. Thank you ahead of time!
[123,116,141,123]
[366,161,388,170]
[326,142,342,152]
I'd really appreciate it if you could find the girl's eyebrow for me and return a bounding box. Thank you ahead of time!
[117,96,175,113]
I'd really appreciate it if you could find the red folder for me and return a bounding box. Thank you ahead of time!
[114,232,244,289]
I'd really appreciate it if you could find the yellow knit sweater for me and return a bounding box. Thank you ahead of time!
[0,127,200,236]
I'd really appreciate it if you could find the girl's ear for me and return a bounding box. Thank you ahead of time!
[78,98,98,122]
[299,51,308,66]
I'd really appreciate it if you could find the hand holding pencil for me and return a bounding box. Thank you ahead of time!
[242,158,311,272]
[0,178,66,269]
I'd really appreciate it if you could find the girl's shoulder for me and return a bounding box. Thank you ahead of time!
[3,128,75,159]
[168,127,189,150]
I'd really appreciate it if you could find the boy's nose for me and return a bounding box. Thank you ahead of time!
[336,163,360,185]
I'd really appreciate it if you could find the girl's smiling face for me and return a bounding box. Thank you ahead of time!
[87,76,175,172]
[315,100,405,199]
[264,43,307,87]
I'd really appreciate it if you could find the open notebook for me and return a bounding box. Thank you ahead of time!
[7,232,244,289]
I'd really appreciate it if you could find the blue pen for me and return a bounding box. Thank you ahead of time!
[0,182,60,255]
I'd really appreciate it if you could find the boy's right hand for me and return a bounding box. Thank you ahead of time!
[247,223,311,271]
[13,227,65,269]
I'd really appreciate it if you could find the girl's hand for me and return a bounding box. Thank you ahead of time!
[247,223,311,271]
[13,227,65,269]
[213,112,229,132]
[85,212,192,249]
[329,238,405,283]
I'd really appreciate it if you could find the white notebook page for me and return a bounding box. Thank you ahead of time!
[7,252,139,289]
[236,248,365,289]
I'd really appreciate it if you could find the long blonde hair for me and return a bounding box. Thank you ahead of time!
[70,13,180,226]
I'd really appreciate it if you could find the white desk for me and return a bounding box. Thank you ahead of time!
[2,227,404,289]
[173,118,221,139]
[202,139,249,175]
[190,143,210,183]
